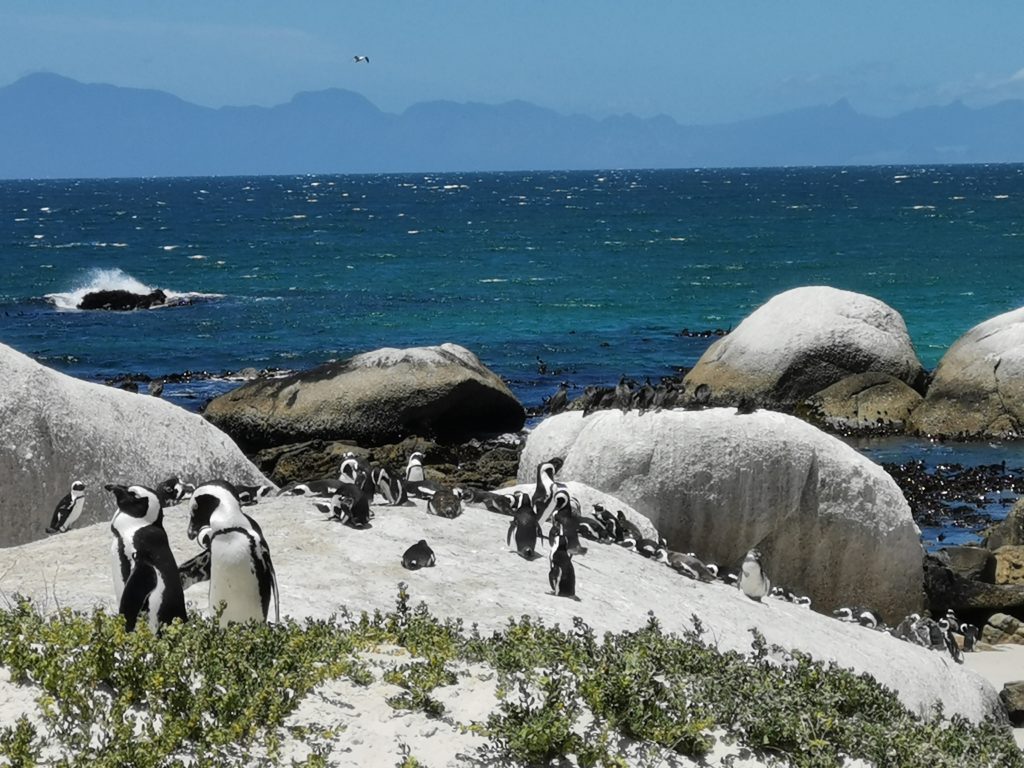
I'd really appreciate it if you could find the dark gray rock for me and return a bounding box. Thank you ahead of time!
[924,554,1024,617]
[938,546,995,582]
[78,288,167,310]
[799,372,922,434]
[203,344,525,451]
[999,681,1024,726]
[985,499,1024,549]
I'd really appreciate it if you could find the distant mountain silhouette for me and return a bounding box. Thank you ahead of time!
[1,72,1022,178]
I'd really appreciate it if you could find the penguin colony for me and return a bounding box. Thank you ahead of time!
[44,449,973,662]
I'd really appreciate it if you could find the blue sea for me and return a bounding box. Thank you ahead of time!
[3,165,1024,545]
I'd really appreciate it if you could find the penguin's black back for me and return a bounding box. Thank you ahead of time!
[402,540,436,570]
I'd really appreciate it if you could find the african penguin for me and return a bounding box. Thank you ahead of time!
[427,486,463,519]
[372,467,409,505]
[236,484,274,506]
[402,540,436,570]
[46,480,86,534]
[188,481,280,626]
[405,451,426,483]
[739,548,771,602]
[323,485,372,529]
[118,515,187,633]
[615,511,643,544]
[507,508,542,560]
[656,549,715,581]
[531,458,563,513]
[548,533,577,599]
[107,483,164,603]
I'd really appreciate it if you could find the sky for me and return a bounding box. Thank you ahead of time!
[3,2,1024,125]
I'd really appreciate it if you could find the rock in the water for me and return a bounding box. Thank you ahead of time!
[994,546,1024,586]
[683,286,925,410]
[1000,681,1024,726]
[519,409,924,620]
[985,499,1024,549]
[0,342,270,547]
[77,288,168,310]
[203,344,525,451]
[909,307,1024,438]
[799,372,923,434]
[938,546,995,582]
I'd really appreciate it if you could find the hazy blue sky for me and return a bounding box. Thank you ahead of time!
[2,2,1024,124]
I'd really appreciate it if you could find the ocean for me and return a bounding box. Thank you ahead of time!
[3,165,1024,545]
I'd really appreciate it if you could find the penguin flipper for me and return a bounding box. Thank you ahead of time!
[506,521,516,548]
[120,562,158,632]
[178,549,212,590]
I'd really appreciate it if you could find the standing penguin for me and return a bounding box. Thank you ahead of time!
[405,451,426,483]
[187,481,280,626]
[507,508,542,560]
[105,484,187,632]
[402,540,436,570]
[46,480,86,534]
[739,548,771,602]
[548,533,577,599]
[531,458,563,513]
[372,467,409,506]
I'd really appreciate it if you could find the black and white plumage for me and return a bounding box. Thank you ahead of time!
[188,481,280,626]
[545,382,570,415]
[507,508,542,560]
[531,458,564,515]
[615,511,644,545]
[353,55,370,63]
[833,606,884,629]
[427,486,463,519]
[372,467,409,506]
[593,504,620,540]
[46,480,86,534]
[315,484,372,528]
[281,479,346,497]
[656,549,716,581]
[236,484,274,506]
[402,540,436,570]
[577,515,612,542]
[548,507,587,556]
[405,451,426,483]
[548,533,577,599]
[155,476,193,506]
[106,484,187,632]
[538,485,573,526]
[739,548,771,601]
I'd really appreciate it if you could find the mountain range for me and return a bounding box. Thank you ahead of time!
[1,72,1022,178]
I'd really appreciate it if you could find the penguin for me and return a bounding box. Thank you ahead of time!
[155,476,192,506]
[548,533,577,599]
[613,376,633,412]
[281,479,345,497]
[402,540,436,570]
[118,513,188,633]
[615,511,644,544]
[549,506,586,556]
[593,504,620,541]
[405,452,426,483]
[634,538,661,558]
[655,549,716,581]
[507,490,535,515]
[545,382,570,415]
[46,480,86,534]
[739,548,771,602]
[632,378,656,414]
[372,467,409,505]
[317,485,372,528]
[577,515,612,542]
[236,484,274,506]
[107,483,165,603]
[426,486,462,519]
[961,623,979,652]
[507,508,542,560]
[187,481,280,626]
[339,454,375,496]
[531,458,563,513]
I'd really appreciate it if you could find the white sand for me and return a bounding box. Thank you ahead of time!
[963,644,1024,749]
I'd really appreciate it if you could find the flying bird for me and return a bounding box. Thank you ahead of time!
[353,55,370,64]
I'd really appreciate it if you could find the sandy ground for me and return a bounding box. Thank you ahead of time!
[963,644,1024,749]
[0,493,1018,763]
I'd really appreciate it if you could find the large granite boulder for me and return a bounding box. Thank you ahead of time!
[518,409,924,620]
[924,555,1024,618]
[985,500,1024,549]
[683,286,925,410]
[0,342,269,548]
[995,546,1024,586]
[799,372,923,433]
[909,307,1024,438]
[203,344,525,451]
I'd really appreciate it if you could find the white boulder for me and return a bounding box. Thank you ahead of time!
[909,307,1024,438]
[518,408,924,620]
[0,342,270,547]
[683,286,925,408]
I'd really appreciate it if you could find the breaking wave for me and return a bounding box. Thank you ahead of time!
[44,267,223,310]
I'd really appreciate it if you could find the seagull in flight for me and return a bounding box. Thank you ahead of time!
[353,55,370,64]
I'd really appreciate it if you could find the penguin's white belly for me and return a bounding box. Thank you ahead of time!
[111,538,128,602]
[145,569,167,634]
[740,564,770,598]
[210,533,264,625]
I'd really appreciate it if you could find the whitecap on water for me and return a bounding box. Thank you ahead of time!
[43,267,223,310]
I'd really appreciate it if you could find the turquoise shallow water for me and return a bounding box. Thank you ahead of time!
[2,165,1024,543]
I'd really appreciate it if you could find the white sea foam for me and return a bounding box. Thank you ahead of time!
[43,267,223,311]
